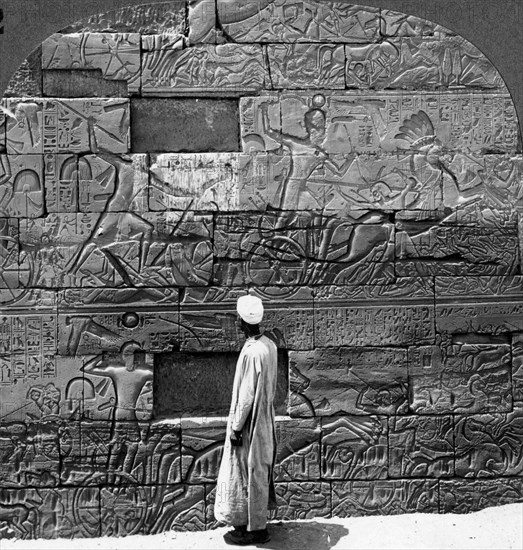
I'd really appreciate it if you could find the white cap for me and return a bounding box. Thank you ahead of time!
[237,294,264,325]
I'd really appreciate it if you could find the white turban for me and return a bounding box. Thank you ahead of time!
[237,295,264,325]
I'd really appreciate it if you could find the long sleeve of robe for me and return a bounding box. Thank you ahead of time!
[215,334,278,531]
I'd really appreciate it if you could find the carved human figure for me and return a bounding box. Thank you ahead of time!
[82,342,153,422]
[68,123,153,285]
[260,94,353,209]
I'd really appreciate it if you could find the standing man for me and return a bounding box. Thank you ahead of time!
[215,294,278,546]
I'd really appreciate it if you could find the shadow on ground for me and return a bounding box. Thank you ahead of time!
[258,521,349,550]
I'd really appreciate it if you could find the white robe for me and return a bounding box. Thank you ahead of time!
[215,334,278,531]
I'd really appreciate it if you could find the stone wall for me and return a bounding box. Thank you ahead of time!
[1,0,522,540]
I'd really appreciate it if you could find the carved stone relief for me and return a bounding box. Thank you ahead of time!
[0,0,522,540]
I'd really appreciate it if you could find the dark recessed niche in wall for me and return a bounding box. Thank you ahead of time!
[154,349,289,418]
[131,98,240,153]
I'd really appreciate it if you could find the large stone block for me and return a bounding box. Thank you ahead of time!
[244,92,518,156]
[409,341,512,414]
[215,211,395,287]
[454,411,523,478]
[275,418,321,481]
[268,44,346,89]
[396,222,520,277]
[0,421,61,487]
[42,33,141,93]
[435,276,523,334]
[290,348,408,417]
[331,480,438,516]
[60,2,186,35]
[440,478,523,514]
[321,416,387,479]
[142,44,268,95]
[131,98,240,153]
[314,278,435,347]
[61,421,181,486]
[389,415,454,478]
[0,486,100,539]
[217,1,381,43]
[149,153,240,211]
[100,484,205,536]
[345,37,505,91]
[270,482,331,521]
[0,155,44,218]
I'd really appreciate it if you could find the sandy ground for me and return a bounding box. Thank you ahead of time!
[1,503,522,550]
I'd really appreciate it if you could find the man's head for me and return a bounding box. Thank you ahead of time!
[236,294,264,337]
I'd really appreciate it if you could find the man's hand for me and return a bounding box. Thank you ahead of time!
[230,430,243,447]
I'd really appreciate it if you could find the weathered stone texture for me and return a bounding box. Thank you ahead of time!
[42,70,129,98]
[290,348,408,417]
[131,98,240,153]
[4,48,43,98]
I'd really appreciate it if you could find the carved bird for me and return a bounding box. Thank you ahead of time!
[65,316,123,356]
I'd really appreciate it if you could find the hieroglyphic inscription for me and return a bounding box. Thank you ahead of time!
[247,92,518,156]
[314,279,435,347]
